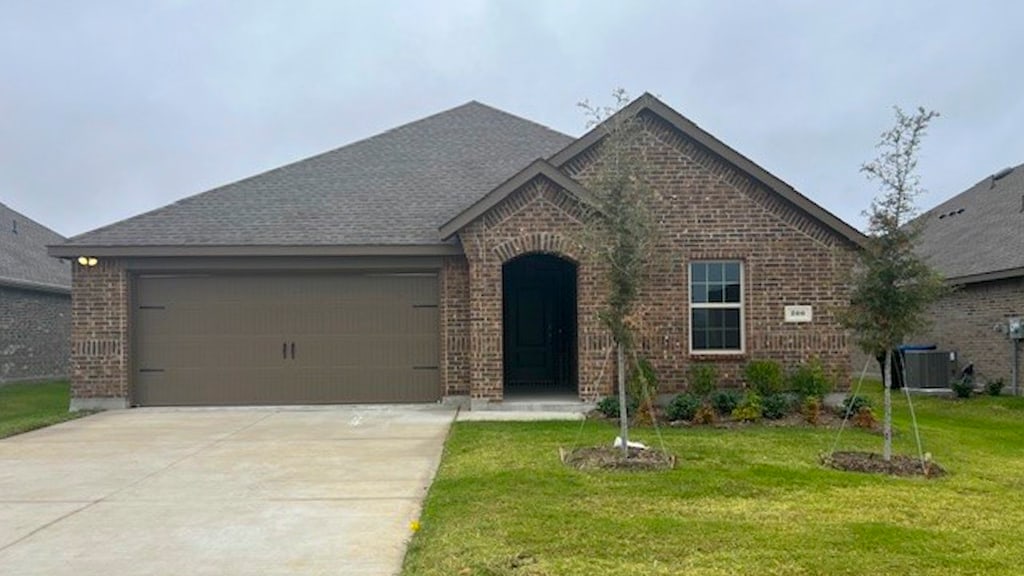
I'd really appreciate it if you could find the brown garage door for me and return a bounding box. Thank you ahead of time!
[133,273,439,406]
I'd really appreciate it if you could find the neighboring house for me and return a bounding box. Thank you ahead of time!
[0,202,71,384]
[50,94,865,410]
[913,163,1024,390]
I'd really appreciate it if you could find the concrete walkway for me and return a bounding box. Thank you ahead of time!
[0,405,455,576]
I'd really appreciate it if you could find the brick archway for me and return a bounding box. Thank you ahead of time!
[501,252,578,397]
[492,233,582,265]
[455,178,611,405]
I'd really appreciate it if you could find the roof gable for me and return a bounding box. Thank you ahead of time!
[548,93,867,249]
[0,202,70,293]
[916,162,1024,282]
[439,159,595,240]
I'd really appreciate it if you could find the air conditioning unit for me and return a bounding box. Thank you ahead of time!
[903,350,952,389]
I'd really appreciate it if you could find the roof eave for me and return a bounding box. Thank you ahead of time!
[946,266,1024,286]
[47,243,464,259]
[548,92,868,250]
[0,276,71,295]
[438,159,595,240]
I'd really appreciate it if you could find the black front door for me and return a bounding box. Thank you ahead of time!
[503,254,576,395]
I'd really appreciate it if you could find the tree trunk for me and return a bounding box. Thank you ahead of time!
[617,342,629,456]
[883,349,893,461]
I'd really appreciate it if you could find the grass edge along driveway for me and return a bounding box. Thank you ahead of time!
[403,385,1024,576]
[0,380,86,439]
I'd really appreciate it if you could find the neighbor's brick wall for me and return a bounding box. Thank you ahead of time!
[0,286,71,384]
[451,112,857,400]
[913,276,1023,385]
[70,260,130,399]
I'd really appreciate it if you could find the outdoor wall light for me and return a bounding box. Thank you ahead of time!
[77,256,99,267]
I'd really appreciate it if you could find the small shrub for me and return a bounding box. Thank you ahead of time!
[801,396,822,425]
[853,406,877,428]
[839,394,873,418]
[596,395,639,419]
[629,357,660,425]
[711,389,742,415]
[788,359,833,398]
[985,378,1005,397]
[687,363,718,397]
[745,359,784,396]
[951,375,973,399]
[628,356,659,399]
[666,393,702,422]
[732,392,763,422]
[693,404,717,425]
[762,393,793,420]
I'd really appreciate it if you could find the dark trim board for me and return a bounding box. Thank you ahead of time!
[48,243,463,259]
[119,255,447,272]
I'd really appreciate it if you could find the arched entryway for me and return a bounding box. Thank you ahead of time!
[502,253,578,397]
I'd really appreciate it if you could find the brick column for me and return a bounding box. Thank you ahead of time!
[70,259,130,410]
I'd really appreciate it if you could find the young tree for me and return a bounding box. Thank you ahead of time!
[845,106,945,461]
[577,90,660,455]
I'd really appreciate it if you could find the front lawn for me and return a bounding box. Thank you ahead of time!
[403,385,1024,575]
[0,380,84,439]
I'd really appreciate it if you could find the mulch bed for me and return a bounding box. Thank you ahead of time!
[592,410,877,432]
[560,446,675,471]
[822,451,946,478]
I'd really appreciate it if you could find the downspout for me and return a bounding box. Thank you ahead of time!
[1013,338,1020,397]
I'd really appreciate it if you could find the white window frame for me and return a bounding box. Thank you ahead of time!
[688,260,745,355]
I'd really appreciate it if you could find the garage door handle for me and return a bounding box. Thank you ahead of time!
[291,342,296,360]
[283,342,288,359]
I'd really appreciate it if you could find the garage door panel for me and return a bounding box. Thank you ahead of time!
[134,273,439,406]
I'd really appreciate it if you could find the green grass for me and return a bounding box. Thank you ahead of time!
[403,384,1024,575]
[0,380,85,439]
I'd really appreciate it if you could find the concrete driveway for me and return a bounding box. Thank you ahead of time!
[0,405,455,575]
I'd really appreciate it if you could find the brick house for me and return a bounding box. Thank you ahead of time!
[50,94,865,410]
[1,202,71,384]
[913,163,1024,392]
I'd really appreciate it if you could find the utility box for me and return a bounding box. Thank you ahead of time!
[1009,317,1023,340]
[904,350,952,389]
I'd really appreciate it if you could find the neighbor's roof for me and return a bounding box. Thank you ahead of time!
[54,102,573,256]
[916,162,1024,283]
[0,202,70,293]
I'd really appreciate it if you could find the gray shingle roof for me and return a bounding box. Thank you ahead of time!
[916,162,1024,281]
[0,203,70,292]
[61,102,573,249]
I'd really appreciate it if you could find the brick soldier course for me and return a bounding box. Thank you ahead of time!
[52,94,866,408]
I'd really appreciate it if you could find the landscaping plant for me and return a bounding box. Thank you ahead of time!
[711,389,742,416]
[762,393,793,420]
[744,359,784,396]
[951,373,973,399]
[801,396,823,425]
[732,392,763,422]
[842,106,945,460]
[985,378,1005,397]
[788,359,833,398]
[687,363,718,397]
[577,89,662,454]
[665,393,701,422]
[629,356,659,425]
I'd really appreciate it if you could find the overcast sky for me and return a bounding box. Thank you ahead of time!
[2,0,1022,238]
